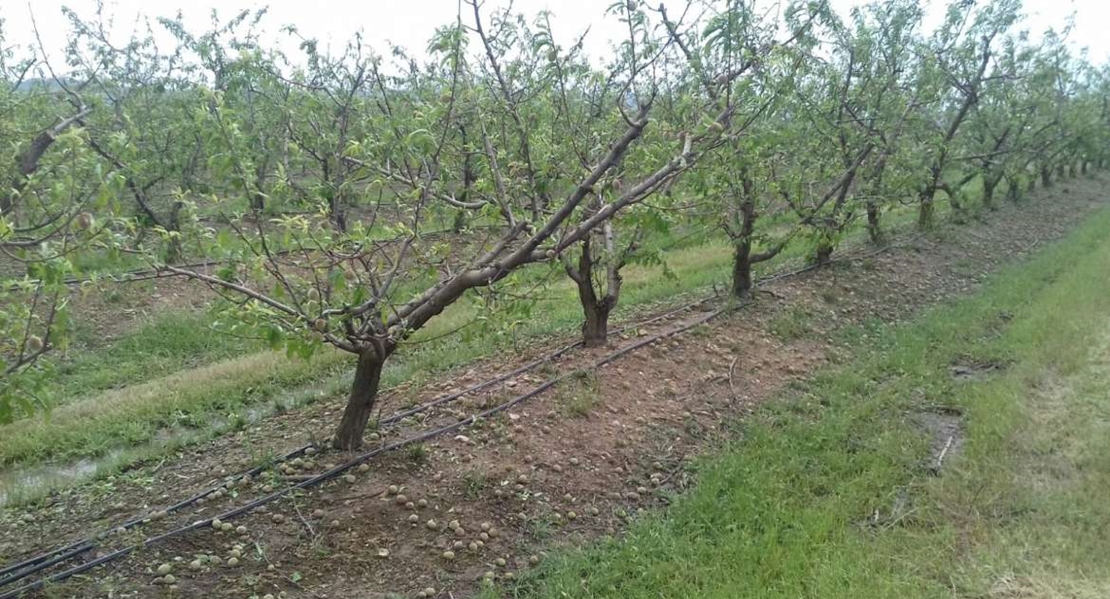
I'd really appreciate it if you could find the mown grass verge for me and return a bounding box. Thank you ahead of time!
[496,203,1110,598]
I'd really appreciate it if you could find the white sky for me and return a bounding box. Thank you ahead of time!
[1,0,1106,69]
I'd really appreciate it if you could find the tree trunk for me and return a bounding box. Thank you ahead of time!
[1056,163,1066,179]
[732,240,753,298]
[569,232,619,348]
[918,196,934,230]
[451,210,467,233]
[250,161,268,212]
[164,236,184,264]
[1040,166,1051,188]
[1006,175,1021,202]
[332,206,348,233]
[1081,161,1090,176]
[579,295,611,348]
[162,202,185,263]
[948,189,965,221]
[814,243,833,267]
[572,247,610,348]
[453,129,475,234]
[730,187,758,298]
[3,109,90,216]
[866,201,882,244]
[981,177,996,211]
[1068,163,1077,178]
[333,350,386,450]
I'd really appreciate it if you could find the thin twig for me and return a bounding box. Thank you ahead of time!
[930,434,955,475]
[728,356,740,401]
[293,503,317,539]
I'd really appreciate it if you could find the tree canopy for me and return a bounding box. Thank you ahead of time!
[2,0,1106,448]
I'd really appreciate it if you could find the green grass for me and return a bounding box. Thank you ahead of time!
[768,304,815,341]
[45,312,260,406]
[495,203,1110,598]
[556,372,602,418]
[0,351,349,469]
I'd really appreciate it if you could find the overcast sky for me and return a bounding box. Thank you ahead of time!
[2,0,1105,69]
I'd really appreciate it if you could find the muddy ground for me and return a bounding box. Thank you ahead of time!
[1,177,1106,599]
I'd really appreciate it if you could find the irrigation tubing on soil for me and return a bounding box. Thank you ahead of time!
[0,440,315,589]
[0,234,915,597]
[0,294,716,590]
[0,305,724,599]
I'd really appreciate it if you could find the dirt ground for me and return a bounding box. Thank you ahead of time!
[1,178,1106,599]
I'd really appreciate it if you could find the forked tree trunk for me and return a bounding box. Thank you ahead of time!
[728,176,787,298]
[918,167,942,230]
[812,172,855,267]
[579,292,612,348]
[573,258,615,348]
[333,349,387,450]
[568,231,620,348]
[731,235,784,299]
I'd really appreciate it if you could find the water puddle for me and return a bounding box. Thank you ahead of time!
[0,383,335,508]
[0,452,119,507]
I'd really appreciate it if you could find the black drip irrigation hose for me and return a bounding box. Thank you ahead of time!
[0,307,724,599]
[0,295,716,590]
[0,442,315,588]
[0,234,916,596]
